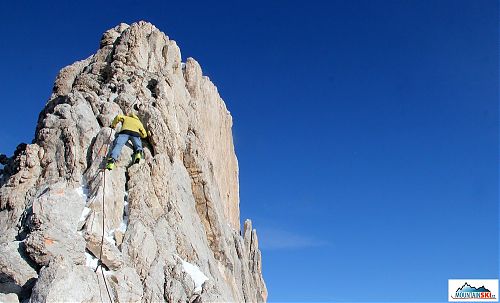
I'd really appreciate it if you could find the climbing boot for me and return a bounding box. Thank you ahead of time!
[106,158,115,170]
[133,151,143,164]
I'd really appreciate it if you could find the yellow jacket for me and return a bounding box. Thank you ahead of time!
[111,114,147,138]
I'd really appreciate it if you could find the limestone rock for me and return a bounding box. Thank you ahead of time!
[0,21,266,302]
[0,143,41,242]
[85,233,124,270]
[25,226,86,266]
[109,266,143,303]
[0,241,37,298]
[122,220,157,279]
[30,257,101,302]
[0,293,19,303]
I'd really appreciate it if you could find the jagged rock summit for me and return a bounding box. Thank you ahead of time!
[0,21,267,302]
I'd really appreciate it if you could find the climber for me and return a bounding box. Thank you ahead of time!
[106,112,147,170]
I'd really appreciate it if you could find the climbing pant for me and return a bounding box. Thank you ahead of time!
[110,133,143,160]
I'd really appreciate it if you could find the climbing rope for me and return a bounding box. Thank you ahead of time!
[83,128,115,302]
[91,168,114,303]
[94,168,113,303]
[85,129,113,232]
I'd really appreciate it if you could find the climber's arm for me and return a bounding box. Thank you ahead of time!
[111,115,124,129]
[139,126,147,139]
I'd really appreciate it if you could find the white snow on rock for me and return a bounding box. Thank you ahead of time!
[75,186,89,201]
[85,252,113,276]
[85,252,98,271]
[178,257,209,292]
[105,229,116,246]
[119,221,128,233]
[79,207,91,222]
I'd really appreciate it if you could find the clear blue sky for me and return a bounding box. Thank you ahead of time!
[1,1,498,302]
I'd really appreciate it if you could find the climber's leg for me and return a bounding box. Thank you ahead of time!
[109,134,130,161]
[106,158,115,170]
[130,136,143,163]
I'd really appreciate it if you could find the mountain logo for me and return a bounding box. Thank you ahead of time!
[453,283,495,299]
[449,280,499,302]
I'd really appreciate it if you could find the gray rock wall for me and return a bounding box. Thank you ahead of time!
[0,21,266,302]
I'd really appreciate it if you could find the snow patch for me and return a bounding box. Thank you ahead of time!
[75,186,89,201]
[103,269,114,276]
[79,207,91,222]
[105,229,116,246]
[176,256,209,292]
[85,252,114,276]
[119,221,128,233]
[85,252,98,271]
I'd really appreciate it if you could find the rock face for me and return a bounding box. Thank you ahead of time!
[0,21,267,302]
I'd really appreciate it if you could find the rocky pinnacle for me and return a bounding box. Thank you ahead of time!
[0,21,267,302]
